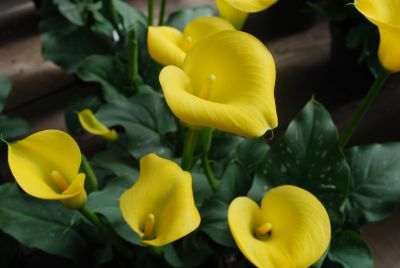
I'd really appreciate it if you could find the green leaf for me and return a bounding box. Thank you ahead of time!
[0,115,30,139]
[192,171,213,207]
[166,6,214,31]
[0,183,86,261]
[236,138,270,174]
[209,132,245,176]
[199,199,235,247]
[76,55,130,103]
[96,94,177,159]
[92,148,137,178]
[91,10,115,38]
[217,161,251,203]
[249,100,350,229]
[163,233,213,268]
[113,0,147,31]
[345,143,400,223]
[40,17,113,73]
[86,176,141,245]
[54,0,85,26]
[0,76,12,113]
[328,230,373,268]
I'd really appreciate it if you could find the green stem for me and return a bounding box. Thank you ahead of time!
[181,128,200,171]
[81,154,99,192]
[201,154,219,191]
[128,30,140,90]
[339,68,390,148]
[147,0,154,26]
[79,206,133,261]
[158,0,167,25]
[102,0,124,41]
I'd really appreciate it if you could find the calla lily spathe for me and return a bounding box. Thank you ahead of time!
[159,30,277,137]
[7,130,87,209]
[216,0,277,29]
[228,185,331,268]
[354,0,400,72]
[78,109,118,141]
[148,16,234,67]
[120,154,200,246]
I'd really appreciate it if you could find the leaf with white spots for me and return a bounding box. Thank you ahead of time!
[249,99,350,229]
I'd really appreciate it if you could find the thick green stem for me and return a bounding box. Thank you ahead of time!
[128,30,140,90]
[181,128,200,171]
[158,0,167,25]
[339,68,390,148]
[81,154,99,192]
[147,0,154,26]
[79,206,133,261]
[201,154,219,191]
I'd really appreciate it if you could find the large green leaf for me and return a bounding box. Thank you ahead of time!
[192,171,213,207]
[249,100,350,228]
[217,161,251,203]
[95,94,177,159]
[53,0,86,26]
[92,148,137,179]
[0,115,30,139]
[86,176,141,245]
[199,199,235,247]
[328,230,373,268]
[166,6,214,31]
[345,143,400,223]
[0,183,86,261]
[40,16,113,73]
[236,138,270,175]
[163,233,213,268]
[0,76,11,113]
[113,0,146,31]
[76,55,130,103]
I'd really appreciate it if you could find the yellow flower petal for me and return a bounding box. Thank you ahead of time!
[216,0,277,29]
[355,0,400,72]
[61,173,87,209]
[78,109,117,141]
[147,17,234,66]
[216,0,249,29]
[7,130,86,205]
[221,0,278,12]
[120,154,200,246]
[182,16,235,50]
[159,30,277,137]
[147,26,186,67]
[228,185,331,268]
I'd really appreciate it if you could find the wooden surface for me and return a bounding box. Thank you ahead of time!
[0,1,399,267]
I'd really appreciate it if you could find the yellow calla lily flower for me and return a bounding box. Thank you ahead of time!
[147,16,235,66]
[228,185,331,268]
[78,109,117,141]
[159,30,277,137]
[354,0,400,72]
[216,0,277,29]
[7,130,87,209]
[120,153,200,246]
